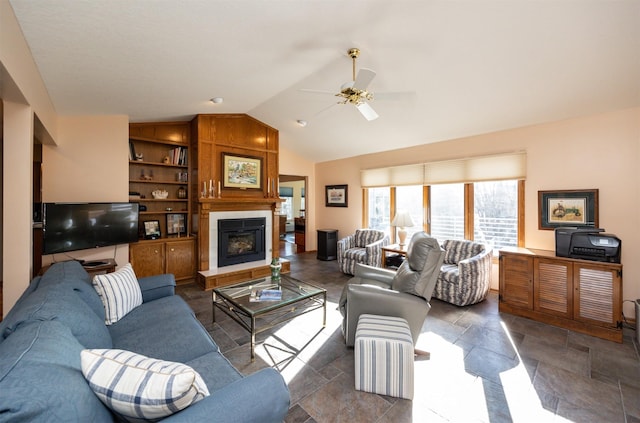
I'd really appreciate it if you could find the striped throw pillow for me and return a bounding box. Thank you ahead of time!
[81,349,209,422]
[92,264,143,325]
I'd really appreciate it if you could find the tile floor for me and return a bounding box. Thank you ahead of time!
[177,252,640,423]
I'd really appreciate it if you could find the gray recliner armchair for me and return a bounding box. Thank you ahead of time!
[338,232,445,347]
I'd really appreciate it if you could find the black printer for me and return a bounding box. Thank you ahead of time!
[554,227,621,263]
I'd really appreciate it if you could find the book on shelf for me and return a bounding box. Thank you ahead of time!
[168,147,187,166]
[249,288,282,302]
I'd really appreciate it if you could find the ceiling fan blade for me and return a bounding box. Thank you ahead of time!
[300,88,336,96]
[352,68,376,91]
[356,102,379,121]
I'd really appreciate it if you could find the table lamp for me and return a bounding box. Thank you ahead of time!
[391,211,415,246]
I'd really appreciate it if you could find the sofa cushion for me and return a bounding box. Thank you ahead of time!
[26,261,106,320]
[81,349,209,422]
[0,320,113,422]
[443,240,485,265]
[93,264,143,325]
[185,350,244,393]
[109,295,218,364]
[0,282,112,349]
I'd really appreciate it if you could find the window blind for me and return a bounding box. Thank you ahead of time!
[361,152,526,187]
[279,187,293,197]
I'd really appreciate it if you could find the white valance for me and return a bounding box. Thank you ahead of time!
[361,152,526,187]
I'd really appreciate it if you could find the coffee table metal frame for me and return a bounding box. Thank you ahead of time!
[212,274,326,360]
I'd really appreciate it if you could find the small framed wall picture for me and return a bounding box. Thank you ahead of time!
[143,220,161,240]
[166,213,186,236]
[325,184,348,207]
[538,189,599,230]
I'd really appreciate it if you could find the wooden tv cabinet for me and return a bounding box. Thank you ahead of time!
[498,247,623,343]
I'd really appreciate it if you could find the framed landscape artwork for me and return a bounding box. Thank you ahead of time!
[538,189,599,230]
[222,153,262,189]
[325,184,348,207]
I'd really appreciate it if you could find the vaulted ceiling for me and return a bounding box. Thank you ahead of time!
[9,0,640,162]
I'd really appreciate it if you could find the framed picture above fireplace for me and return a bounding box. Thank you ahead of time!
[222,153,262,190]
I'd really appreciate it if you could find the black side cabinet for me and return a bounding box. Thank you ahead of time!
[317,229,338,260]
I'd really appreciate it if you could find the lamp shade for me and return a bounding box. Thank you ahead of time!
[391,211,415,228]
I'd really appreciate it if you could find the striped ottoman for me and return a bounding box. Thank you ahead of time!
[354,314,414,400]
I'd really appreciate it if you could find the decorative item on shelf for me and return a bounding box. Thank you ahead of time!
[135,153,144,161]
[270,257,282,282]
[176,171,188,182]
[391,211,415,247]
[177,186,187,199]
[162,155,170,164]
[140,169,153,181]
[151,189,169,199]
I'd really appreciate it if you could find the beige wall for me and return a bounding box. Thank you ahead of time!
[279,147,315,250]
[1,0,59,315]
[313,108,640,318]
[41,115,130,267]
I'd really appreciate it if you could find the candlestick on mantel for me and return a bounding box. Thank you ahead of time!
[202,181,207,198]
[217,181,221,198]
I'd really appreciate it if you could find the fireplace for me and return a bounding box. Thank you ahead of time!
[218,217,266,267]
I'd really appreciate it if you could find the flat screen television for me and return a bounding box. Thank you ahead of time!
[42,202,139,255]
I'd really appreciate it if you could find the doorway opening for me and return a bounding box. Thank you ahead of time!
[278,175,306,257]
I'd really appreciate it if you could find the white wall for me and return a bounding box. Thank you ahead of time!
[311,108,640,318]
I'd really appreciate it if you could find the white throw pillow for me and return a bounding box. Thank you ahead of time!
[92,263,143,325]
[81,349,209,422]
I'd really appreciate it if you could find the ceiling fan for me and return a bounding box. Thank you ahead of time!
[302,47,380,121]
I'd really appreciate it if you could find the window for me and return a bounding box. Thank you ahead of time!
[474,180,518,249]
[367,187,390,233]
[279,187,293,219]
[430,183,465,241]
[394,185,424,241]
[366,179,522,247]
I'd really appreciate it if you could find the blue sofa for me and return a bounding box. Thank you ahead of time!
[0,261,290,422]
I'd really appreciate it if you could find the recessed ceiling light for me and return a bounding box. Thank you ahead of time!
[210,97,224,104]
[296,120,307,127]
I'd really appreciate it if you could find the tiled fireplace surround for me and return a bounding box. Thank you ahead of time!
[208,210,273,272]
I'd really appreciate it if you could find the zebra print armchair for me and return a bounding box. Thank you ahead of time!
[433,239,492,306]
[337,229,389,275]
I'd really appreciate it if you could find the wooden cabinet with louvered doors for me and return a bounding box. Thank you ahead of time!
[534,257,573,319]
[573,262,622,329]
[499,252,534,310]
[499,247,623,343]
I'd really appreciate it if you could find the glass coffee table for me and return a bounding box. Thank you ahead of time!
[212,274,326,360]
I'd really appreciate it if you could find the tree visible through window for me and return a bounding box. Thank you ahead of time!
[474,180,518,249]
